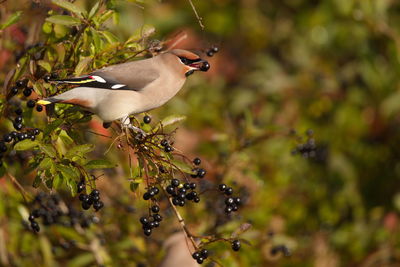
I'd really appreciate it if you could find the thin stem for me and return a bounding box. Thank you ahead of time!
[163,187,198,250]
[188,0,204,30]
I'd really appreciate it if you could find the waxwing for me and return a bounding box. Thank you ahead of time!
[37,49,210,129]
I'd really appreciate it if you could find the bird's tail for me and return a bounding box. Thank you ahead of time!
[37,97,60,105]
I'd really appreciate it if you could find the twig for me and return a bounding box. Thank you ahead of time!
[87,130,112,139]
[188,0,204,30]
[164,187,198,250]
[7,173,30,202]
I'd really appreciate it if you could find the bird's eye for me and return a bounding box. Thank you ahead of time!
[179,57,190,65]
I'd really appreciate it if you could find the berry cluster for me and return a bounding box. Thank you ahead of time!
[166,179,200,206]
[28,192,97,232]
[160,139,174,153]
[2,78,43,153]
[0,108,41,167]
[9,78,42,111]
[78,189,104,211]
[218,184,242,214]
[191,157,206,178]
[142,186,160,200]
[206,46,219,57]
[192,249,209,264]
[139,205,163,237]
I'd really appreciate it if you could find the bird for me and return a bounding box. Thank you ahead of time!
[37,49,210,131]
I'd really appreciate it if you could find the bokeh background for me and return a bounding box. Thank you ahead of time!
[1,0,400,266]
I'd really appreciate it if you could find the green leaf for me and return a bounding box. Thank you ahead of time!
[51,0,86,17]
[153,115,186,132]
[14,140,39,151]
[100,30,119,43]
[39,144,57,158]
[161,115,186,127]
[170,159,196,175]
[46,15,81,26]
[53,173,63,189]
[88,1,101,19]
[59,130,74,146]
[97,10,114,25]
[33,173,42,188]
[56,164,78,180]
[44,119,63,136]
[37,60,52,72]
[90,28,102,51]
[66,178,77,196]
[74,57,92,76]
[38,158,53,170]
[65,144,95,159]
[0,11,22,30]
[130,181,139,192]
[85,159,115,169]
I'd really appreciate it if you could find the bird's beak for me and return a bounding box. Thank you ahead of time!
[189,59,210,72]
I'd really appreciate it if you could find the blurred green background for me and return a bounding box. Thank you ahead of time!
[1,0,400,266]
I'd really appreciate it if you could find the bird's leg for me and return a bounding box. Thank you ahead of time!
[120,116,146,136]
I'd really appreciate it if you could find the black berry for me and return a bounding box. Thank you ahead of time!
[166,185,175,194]
[232,240,241,251]
[14,108,23,115]
[16,79,28,88]
[192,252,200,260]
[81,202,91,210]
[14,116,22,123]
[153,214,162,222]
[27,100,36,108]
[197,168,206,178]
[140,216,148,225]
[193,157,201,165]
[160,139,168,147]
[43,74,51,82]
[143,228,152,236]
[143,192,151,200]
[90,189,100,196]
[3,134,12,143]
[151,205,160,213]
[23,88,32,97]
[171,179,180,187]
[143,115,151,124]
[0,143,7,153]
[164,146,173,153]
[36,105,43,112]
[200,249,209,258]
[10,87,19,95]
[224,187,233,195]
[218,184,227,191]
[93,201,104,211]
[77,181,85,193]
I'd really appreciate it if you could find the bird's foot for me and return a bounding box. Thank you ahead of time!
[122,123,147,137]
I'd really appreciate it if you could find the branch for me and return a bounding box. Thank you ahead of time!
[188,0,204,30]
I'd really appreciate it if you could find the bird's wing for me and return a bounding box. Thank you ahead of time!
[51,59,160,91]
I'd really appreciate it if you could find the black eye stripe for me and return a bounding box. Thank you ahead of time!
[179,57,201,65]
